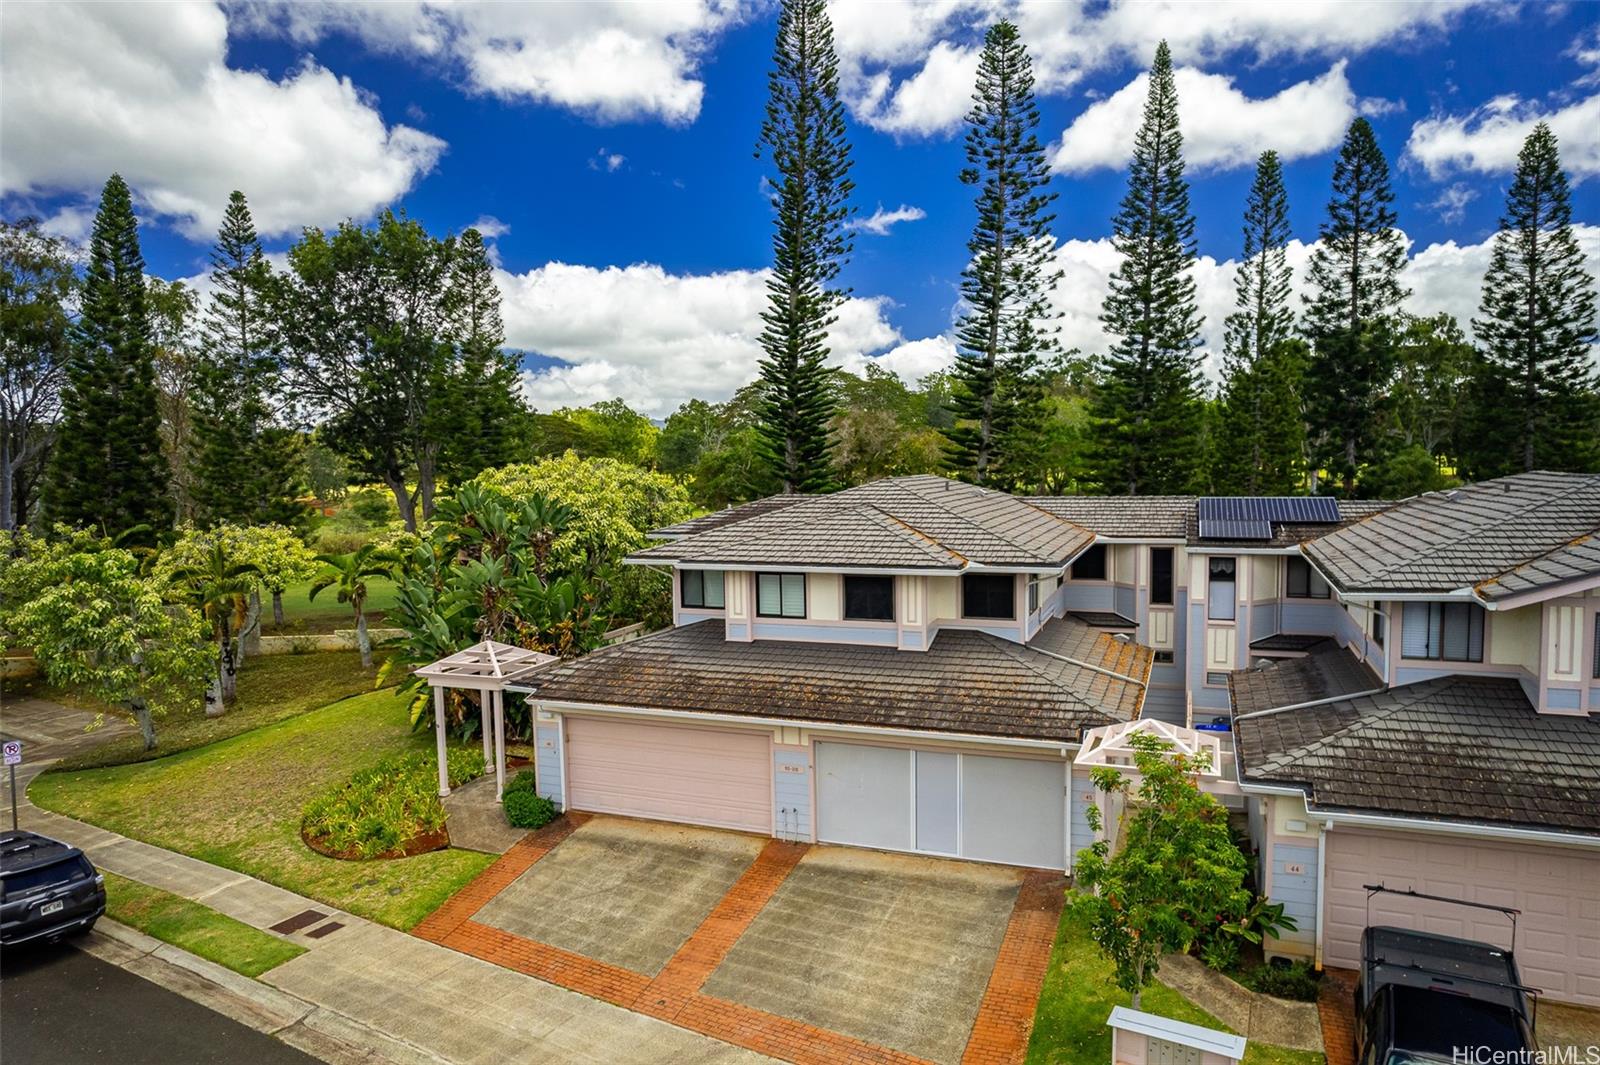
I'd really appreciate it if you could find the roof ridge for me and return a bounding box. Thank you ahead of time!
[866,505,970,564]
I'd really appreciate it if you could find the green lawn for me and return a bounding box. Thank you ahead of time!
[1026,912,1325,1065]
[31,688,494,929]
[266,578,400,635]
[102,871,305,977]
[46,650,393,772]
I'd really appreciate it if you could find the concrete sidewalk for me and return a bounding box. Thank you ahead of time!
[10,698,771,1065]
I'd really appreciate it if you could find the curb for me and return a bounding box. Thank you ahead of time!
[81,920,451,1065]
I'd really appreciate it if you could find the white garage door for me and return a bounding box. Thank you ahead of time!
[1324,828,1600,1006]
[815,742,1065,869]
[565,717,772,834]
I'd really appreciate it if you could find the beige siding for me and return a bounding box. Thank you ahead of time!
[809,572,841,621]
[1251,556,1279,602]
[1112,544,1134,583]
[1489,605,1541,671]
[928,575,959,621]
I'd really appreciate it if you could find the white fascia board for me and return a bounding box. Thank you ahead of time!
[1091,537,1187,545]
[1475,572,1600,611]
[1186,545,1301,556]
[636,560,1064,576]
[521,696,1076,755]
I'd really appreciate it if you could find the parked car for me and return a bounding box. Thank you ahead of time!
[0,830,107,946]
[1354,924,1538,1065]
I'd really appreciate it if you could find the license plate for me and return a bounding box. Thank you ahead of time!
[40,900,64,916]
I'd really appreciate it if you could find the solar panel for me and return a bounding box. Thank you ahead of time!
[1197,496,1340,524]
[1196,518,1274,540]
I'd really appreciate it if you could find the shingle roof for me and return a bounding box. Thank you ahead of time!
[1229,646,1382,716]
[632,475,1093,570]
[1025,496,1193,539]
[650,495,812,539]
[1304,471,1600,599]
[527,617,1146,741]
[1234,674,1600,836]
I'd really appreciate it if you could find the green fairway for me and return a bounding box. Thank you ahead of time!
[265,578,401,635]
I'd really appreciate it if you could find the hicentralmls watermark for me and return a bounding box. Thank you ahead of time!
[1453,1047,1600,1065]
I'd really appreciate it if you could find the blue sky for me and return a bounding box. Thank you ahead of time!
[3,2,1597,417]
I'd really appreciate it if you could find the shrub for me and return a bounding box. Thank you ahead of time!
[1199,935,1240,973]
[302,746,485,859]
[1242,959,1321,1001]
[503,771,556,829]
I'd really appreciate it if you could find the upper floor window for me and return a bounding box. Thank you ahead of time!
[1286,556,1330,599]
[962,573,1015,620]
[1027,578,1043,615]
[1593,616,1599,679]
[1371,606,1385,647]
[680,569,725,610]
[843,575,894,622]
[1402,602,1484,662]
[1070,544,1107,581]
[1150,547,1174,606]
[756,573,805,619]
[1207,557,1236,621]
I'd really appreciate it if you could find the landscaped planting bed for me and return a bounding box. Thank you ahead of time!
[303,747,485,859]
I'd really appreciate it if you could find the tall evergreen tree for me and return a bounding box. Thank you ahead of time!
[189,191,299,527]
[754,0,854,493]
[43,173,172,537]
[1212,151,1304,495]
[1090,42,1206,495]
[1464,122,1598,476]
[1303,118,1409,494]
[435,228,527,485]
[942,20,1060,487]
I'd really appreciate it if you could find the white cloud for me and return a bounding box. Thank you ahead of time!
[851,204,928,236]
[0,2,443,238]
[1406,92,1600,180]
[469,216,510,239]
[497,262,904,417]
[238,1,743,126]
[1425,184,1477,224]
[589,149,627,173]
[830,0,1493,138]
[842,335,959,382]
[1052,63,1355,174]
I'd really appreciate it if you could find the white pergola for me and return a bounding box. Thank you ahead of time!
[1074,718,1229,778]
[416,640,560,802]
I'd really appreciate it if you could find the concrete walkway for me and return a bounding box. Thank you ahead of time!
[439,775,527,855]
[7,697,772,1065]
[1158,953,1323,1052]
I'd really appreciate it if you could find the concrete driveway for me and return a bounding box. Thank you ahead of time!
[418,814,1063,1065]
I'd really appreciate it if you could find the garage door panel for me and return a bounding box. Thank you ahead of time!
[959,756,1065,869]
[816,743,912,851]
[1324,829,1598,1006]
[566,718,771,834]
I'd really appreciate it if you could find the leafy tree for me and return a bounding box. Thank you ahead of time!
[147,277,202,522]
[43,173,172,538]
[942,21,1059,488]
[3,533,209,750]
[833,365,947,485]
[1464,122,1599,477]
[1361,443,1456,499]
[308,544,400,668]
[754,0,854,493]
[1090,42,1205,495]
[164,537,262,712]
[434,228,528,486]
[1213,151,1304,495]
[304,438,351,504]
[661,387,780,508]
[1303,118,1409,494]
[0,218,76,530]
[157,522,318,632]
[1388,313,1473,461]
[1070,732,1253,1007]
[189,191,302,528]
[1003,354,1099,494]
[531,399,659,466]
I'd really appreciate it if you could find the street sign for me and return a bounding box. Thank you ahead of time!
[3,740,18,831]
[2,740,20,766]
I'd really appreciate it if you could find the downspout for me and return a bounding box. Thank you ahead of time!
[1315,819,1332,970]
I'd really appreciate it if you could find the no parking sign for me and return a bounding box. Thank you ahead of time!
[4,739,19,830]
[2,740,20,766]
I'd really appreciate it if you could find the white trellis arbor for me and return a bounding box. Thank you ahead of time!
[416,640,559,802]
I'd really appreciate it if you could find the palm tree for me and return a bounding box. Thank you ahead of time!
[167,540,262,715]
[309,544,398,668]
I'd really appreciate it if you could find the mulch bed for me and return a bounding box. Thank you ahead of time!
[301,824,451,862]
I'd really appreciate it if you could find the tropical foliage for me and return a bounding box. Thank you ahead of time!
[301,746,484,860]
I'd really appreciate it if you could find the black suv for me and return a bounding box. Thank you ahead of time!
[0,830,106,946]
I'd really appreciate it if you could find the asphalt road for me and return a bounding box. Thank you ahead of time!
[0,941,321,1065]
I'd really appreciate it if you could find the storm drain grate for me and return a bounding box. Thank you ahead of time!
[269,909,329,934]
[304,921,344,939]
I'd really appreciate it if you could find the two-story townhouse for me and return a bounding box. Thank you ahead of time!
[1229,472,1600,1007]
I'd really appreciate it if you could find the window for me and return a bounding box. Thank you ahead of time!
[962,573,1015,620]
[1371,606,1385,648]
[680,569,725,609]
[1593,616,1599,679]
[1285,556,1331,599]
[1207,557,1237,621]
[1401,602,1484,662]
[1070,544,1107,580]
[843,575,894,621]
[1150,547,1175,605]
[756,573,805,618]
[1205,671,1229,686]
[1027,580,1040,614]
[1154,650,1174,664]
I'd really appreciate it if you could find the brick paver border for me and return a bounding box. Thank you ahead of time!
[960,870,1067,1065]
[416,816,1059,1065]
[1318,968,1358,1065]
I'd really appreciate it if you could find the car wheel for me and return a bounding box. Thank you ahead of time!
[71,918,97,938]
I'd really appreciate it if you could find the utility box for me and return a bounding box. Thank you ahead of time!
[1106,1006,1247,1065]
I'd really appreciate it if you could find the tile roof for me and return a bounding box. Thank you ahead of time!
[650,495,812,539]
[1234,674,1600,836]
[632,475,1094,570]
[527,616,1148,742]
[1024,496,1194,539]
[1304,471,1600,599]
[1183,501,1393,548]
[1229,646,1382,716]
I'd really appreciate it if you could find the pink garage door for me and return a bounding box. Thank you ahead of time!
[1324,828,1599,1006]
[564,717,772,834]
